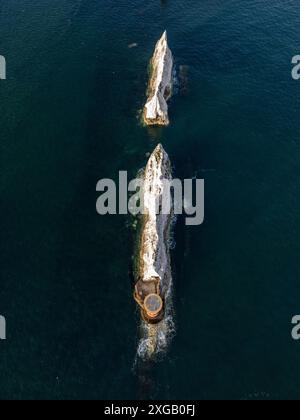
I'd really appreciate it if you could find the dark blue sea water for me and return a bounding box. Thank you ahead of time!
[1,0,300,400]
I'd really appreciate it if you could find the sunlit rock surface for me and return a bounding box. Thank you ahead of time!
[140,144,172,285]
[143,32,173,126]
[135,144,175,360]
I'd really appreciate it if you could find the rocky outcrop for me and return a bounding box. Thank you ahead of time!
[143,32,173,126]
[139,144,172,288]
[135,144,175,359]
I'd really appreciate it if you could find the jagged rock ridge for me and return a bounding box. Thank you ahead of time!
[143,31,173,126]
[135,144,175,359]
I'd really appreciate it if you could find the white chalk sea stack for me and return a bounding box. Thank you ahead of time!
[143,31,173,126]
[140,143,172,286]
[135,144,175,360]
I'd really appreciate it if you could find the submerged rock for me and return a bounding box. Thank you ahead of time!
[179,65,190,96]
[128,43,138,49]
[143,31,173,126]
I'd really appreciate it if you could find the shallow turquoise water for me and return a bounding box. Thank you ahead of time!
[1,0,300,399]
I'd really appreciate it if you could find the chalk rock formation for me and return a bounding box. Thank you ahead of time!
[140,144,172,287]
[135,144,175,360]
[143,31,173,126]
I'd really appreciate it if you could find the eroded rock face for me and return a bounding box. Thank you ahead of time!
[143,32,173,126]
[135,144,175,360]
[140,144,172,287]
